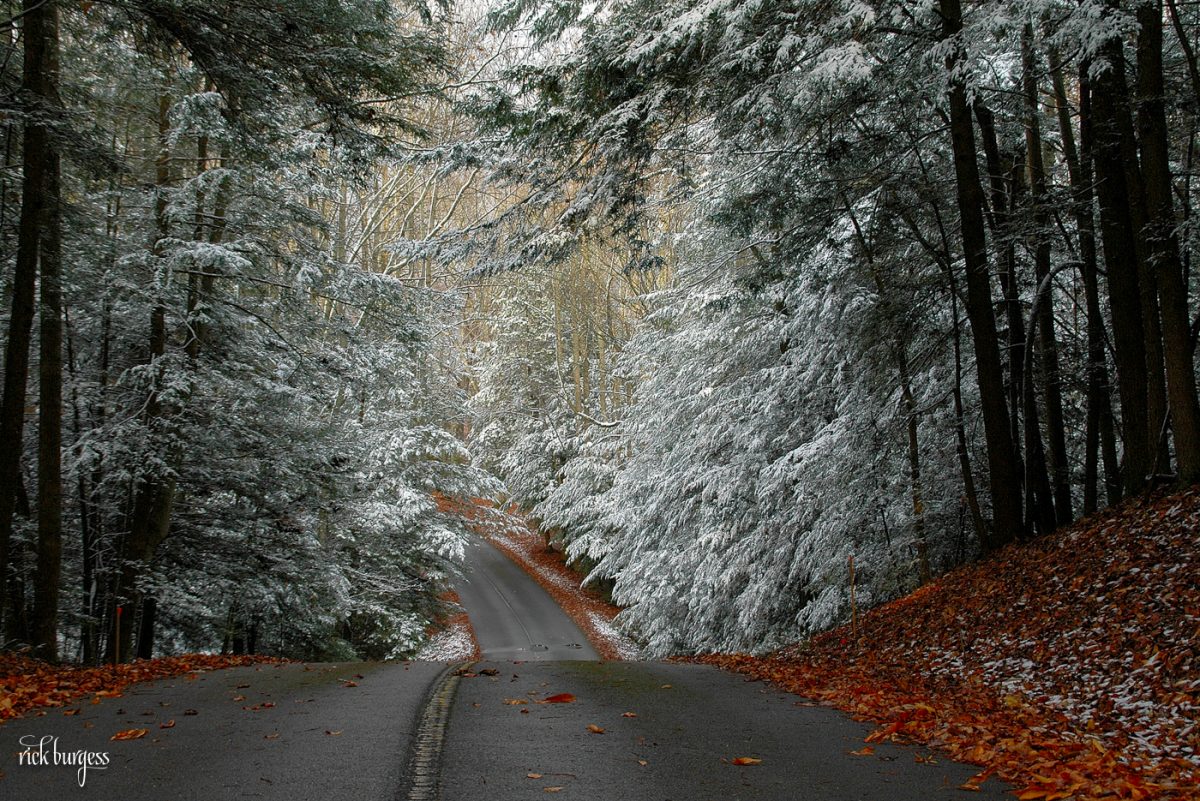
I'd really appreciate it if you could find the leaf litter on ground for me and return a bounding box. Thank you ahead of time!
[698,488,1200,801]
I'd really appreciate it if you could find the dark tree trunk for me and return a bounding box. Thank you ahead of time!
[1137,0,1200,484]
[136,596,156,660]
[1023,25,1072,524]
[1051,53,1122,512]
[110,92,177,663]
[0,0,56,636]
[26,0,62,662]
[1090,25,1155,497]
[974,101,1051,537]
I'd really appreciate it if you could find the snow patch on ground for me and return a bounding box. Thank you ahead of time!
[414,620,476,662]
[587,611,642,661]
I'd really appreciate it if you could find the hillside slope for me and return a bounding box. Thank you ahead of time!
[702,488,1199,800]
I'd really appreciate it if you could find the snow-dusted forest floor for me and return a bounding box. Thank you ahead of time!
[701,488,1199,801]
[414,591,480,662]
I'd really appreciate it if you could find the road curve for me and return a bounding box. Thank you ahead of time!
[454,536,599,661]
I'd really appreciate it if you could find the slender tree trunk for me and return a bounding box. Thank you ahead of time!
[973,102,1024,461]
[1090,23,1155,496]
[1023,25,1073,524]
[110,91,177,662]
[1137,0,1200,484]
[949,275,991,551]
[940,0,1024,543]
[0,0,56,635]
[1050,52,1121,511]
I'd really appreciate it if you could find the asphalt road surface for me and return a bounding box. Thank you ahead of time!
[0,537,1010,800]
[454,535,599,660]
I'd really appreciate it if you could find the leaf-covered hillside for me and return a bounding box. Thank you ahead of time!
[704,488,1200,800]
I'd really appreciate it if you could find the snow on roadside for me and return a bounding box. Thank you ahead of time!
[414,620,477,662]
[485,525,642,661]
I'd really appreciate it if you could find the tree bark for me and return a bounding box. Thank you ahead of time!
[1136,0,1200,484]
[32,110,63,661]
[1050,52,1121,511]
[1022,24,1072,524]
[0,0,56,635]
[954,82,1025,543]
[1089,22,1154,496]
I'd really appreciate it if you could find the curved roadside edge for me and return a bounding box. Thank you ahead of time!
[403,660,474,801]
[481,530,640,661]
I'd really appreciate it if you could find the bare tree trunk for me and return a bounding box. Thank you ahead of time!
[33,158,63,659]
[0,0,56,636]
[1023,24,1072,524]
[1090,21,1154,497]
[110,91,177,662]
[1050,52,1121,512]
[1137,0,1200,484]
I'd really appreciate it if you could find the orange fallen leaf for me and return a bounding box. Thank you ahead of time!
[587,724,605,734]
[622,712,637,718]
[111,728,148,741]
[850,746,875,757]
[637,760,648,766]
[63,709,80,716]
[527,773,543,779]
[731,757,762,765]
[343,681,358,688]
[540,693,576,704]
[159,720,175,729]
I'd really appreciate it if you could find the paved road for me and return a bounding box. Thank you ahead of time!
[0,536,1010,799]
[0,660,445,801]
[454,536,599,660]
[445,661,1010,800]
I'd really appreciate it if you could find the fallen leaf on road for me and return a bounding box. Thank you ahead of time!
[479,668,500,676]
[159,720,175,729]
[527,773,543,779]
[660,684,672,689]
[232,694,247,702]
[325,730,342,736]
[503,698,529,705]
[236,683,251,689]
[111,728,148,741]
[544,787,564,793]
[540,693,576,704]
[183,709,198,716]
[520,709,530,714]
[850,746,875,756]
[622,712,637,718]
[63,708,80,716]
[587,724,605,734]
[342,681,358,688]
[731,757,762,765]
[264,733,280,740]
[637,760,648,766]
